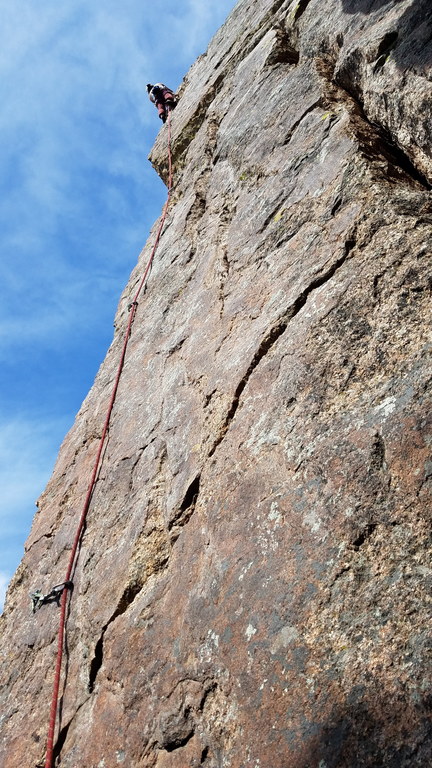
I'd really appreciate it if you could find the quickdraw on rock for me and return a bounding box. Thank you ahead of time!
[30,582,73,613]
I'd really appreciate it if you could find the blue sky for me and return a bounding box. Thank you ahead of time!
[0,0,237,609]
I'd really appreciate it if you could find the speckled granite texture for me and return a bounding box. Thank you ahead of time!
[1,1,431,766]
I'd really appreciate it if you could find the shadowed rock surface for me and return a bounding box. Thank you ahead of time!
[1,1,431,766]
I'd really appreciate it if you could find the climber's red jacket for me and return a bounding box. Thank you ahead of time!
[147,83,177,123]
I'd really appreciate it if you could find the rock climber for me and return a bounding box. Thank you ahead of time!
[147,83,177,123]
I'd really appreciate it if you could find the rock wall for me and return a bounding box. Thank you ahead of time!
[1,1,431,766]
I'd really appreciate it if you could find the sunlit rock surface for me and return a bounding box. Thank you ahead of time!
[1,1,431,766]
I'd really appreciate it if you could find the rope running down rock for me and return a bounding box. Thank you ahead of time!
[44,110,174,768]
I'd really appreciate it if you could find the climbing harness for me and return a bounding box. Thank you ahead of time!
[43,110,174,768]
[31,582,73,613]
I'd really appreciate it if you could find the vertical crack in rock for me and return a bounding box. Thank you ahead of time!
[88,632,105,694]
[291,0,312,22]
[88,582,146,693]
[373,31,399,73]
[209,241,355,456]
[216,200,234,317]
[53,721,71,763]
[265,22,300,67]
[127,446,146,492]
[169,474,201,538]
[369,432,386,473]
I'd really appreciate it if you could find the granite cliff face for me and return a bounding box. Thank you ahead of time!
[1,1,431,766]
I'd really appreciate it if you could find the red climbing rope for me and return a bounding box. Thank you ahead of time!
[44,110,174,768]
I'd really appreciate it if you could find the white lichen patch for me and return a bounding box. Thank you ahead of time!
[245,623,257,641]
[268,501,282,525]
[239,560,254,581]
[256,500,284,554]
[271,625,299,654]
[303,507,322,533]
[199,629,220,661]
[374,395,397,419]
